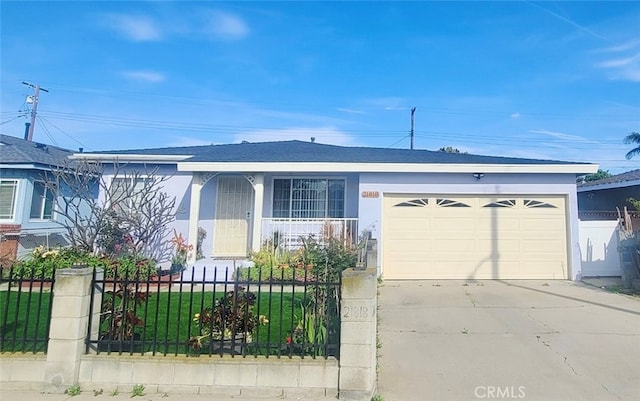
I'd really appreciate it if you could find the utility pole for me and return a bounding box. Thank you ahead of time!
[22,81,49,142]
[410,107,416,150]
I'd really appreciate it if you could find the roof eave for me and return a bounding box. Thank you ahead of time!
[577,179,640,192]
[178,161,599,174]
[69,153,191,163]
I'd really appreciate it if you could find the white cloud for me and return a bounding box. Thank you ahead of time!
[528,129,597,143]
[233,127,356,146]
[105,14,163,41]
[597,53,640,68]
[510,112,521,119]
[594,37,640,82]
[121,70,166,83]
[337,108,367,115]
[204,11,249,40]
[597,38,640,53]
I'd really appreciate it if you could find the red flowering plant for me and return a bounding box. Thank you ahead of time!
[170,229,193,271]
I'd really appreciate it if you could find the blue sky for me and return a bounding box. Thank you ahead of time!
[1,1,638,173]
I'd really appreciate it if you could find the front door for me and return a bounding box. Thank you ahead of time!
[213,176,254,257]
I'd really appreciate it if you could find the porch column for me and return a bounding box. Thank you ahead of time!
[251,174,264,252]
[187,173,203,266]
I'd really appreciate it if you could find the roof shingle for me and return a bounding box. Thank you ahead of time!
[92,140,588,165]
[0,134,73,167]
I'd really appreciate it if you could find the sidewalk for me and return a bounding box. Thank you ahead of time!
[0,389,336,401]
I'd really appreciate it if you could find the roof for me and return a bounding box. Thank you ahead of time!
[578,169,640,191]
[0,134,73,168]
[82,140,590,165]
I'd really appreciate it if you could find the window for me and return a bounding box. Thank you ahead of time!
[109,177,151,213]
[394,198,429,207]
[30,181,55,219]
[272,178,345,218]
[0,180,18,220]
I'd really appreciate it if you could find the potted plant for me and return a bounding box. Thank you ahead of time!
[187,287,268,355]
[98,283,149,352]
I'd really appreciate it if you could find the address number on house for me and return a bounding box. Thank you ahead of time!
[342,303,374,321]
[361,191,379,198]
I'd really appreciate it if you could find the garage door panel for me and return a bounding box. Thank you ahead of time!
[383,194,568,280]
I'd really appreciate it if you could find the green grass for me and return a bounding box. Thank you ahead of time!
[1,285,329,356]
[0,289,53,353]
[128,289,308,355]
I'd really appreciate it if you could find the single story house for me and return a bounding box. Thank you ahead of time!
[0,134,72,261]
[73,140,597,280]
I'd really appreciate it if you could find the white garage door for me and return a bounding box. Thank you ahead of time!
[382,194,568,280]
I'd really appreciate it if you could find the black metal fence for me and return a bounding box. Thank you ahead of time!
[88,265,341,358]
[0,268,55,353]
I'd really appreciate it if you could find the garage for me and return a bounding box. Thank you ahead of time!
[382,194,568,280]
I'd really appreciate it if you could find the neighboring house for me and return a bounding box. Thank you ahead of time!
[73,140,596,280]
[577,169,640,220]
[0,134,73,262]
[577,169,640,278]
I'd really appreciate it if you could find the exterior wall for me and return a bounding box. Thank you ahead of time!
[100,164,194,266]
[0,169,68,260]
[579,220,622,277]
[578,185,639,211]
[358,172,583,280]
[98,168,361,263]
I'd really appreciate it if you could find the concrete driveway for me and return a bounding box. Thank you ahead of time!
[377,280,640,401]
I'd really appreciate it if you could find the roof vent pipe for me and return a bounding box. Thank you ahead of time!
[24,122,31,140]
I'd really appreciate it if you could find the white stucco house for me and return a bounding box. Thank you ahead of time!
[73,140,597,281]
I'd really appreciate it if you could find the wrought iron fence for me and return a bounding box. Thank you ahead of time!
[88,265,341,359]
[0,268,55,353]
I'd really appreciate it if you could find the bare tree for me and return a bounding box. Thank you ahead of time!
[42,159,177,262]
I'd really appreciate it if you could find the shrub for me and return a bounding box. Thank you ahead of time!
[12,246,156,280]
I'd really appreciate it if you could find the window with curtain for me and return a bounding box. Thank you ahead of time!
[272,178,345,218]
[0,180,18,220]
[30,181,55,219]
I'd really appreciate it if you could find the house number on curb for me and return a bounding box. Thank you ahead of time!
[342,305,373,321]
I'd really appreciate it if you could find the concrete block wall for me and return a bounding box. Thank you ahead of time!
[77,355,338,397]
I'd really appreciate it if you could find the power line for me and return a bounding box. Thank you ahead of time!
[37,115,87,150]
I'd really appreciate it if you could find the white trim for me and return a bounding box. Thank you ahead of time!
[0,179,19,221]
[577,179,640,192]
[179,162,598,174]
[69,154,190,163]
